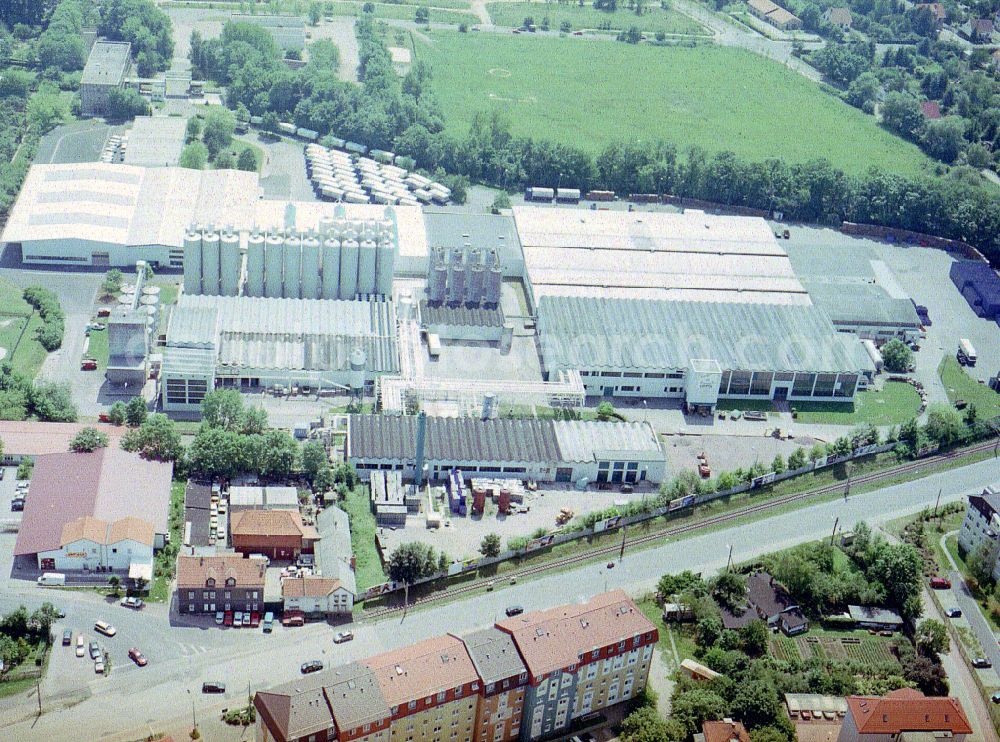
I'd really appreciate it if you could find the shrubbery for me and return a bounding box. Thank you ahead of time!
[22,285,64,351]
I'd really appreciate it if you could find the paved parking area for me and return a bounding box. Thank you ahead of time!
[35,121,112,165]
[258,137,318,202]
[376,483,656,560]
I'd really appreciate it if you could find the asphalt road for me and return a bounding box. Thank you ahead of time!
[2,457,999,740]
[940,530,1000,678]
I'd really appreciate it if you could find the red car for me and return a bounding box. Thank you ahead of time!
[223,611,233,627]
[930,577,951,589]
[128,647,147,667]
[250,612,260,628]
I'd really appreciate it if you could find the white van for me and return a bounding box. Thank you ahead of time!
[37,573,66,586]
[94,620,117,637]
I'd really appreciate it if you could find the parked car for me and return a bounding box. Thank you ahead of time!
[89,641,100,660]
[120,597,144,610]
[75,636,85,657]
[250,612,260,628]
[128,647,148,667]
[94,620,116,637]
[973,657,992,668]
[94,658,105,674]
[202,681,226,694]
[262,612,274,633]
[992,691,1000,704]
[301,660,324,674]
[607,562,615,569]
[62,629,72,646]
[282,612,304,627]
[945,608,962,618]
[333,631,354,644]
[241,612,251,628]
[930,577,951,589]
[223,611,233,627]
[505,605,524,617]
[215,611,224,625]
[233,611,243,627]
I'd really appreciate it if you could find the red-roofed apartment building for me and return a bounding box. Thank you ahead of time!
[837,688,972,741]
[701,719,751,742]
[495,589,658,741]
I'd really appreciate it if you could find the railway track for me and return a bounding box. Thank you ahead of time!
[362,438,999,620]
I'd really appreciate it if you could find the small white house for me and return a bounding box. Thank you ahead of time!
[281,576,354,616]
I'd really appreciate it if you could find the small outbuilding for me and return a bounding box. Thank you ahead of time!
[848,605,904,631]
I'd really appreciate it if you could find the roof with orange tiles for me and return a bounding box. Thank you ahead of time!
[176,555,266,589]
[703,719,751,742]
[107,515,155,546]
[495,590,657,677]
[231,509,318,539]
[0,420,124,457]
[281,576,342,598]
[60,516,109,546]
[255,673,339,742]
[363,633,479,708]
[845,688,972,735]
[13,448,171,556]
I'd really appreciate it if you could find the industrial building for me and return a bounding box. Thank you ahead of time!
[347,414,668,484]
[2,163,258,267]
[253,591,656,742]
[230,14,305,50]
[121,116,188,167]
[785,242,921,342]
[161,294,399,412]
[181,209,397,300]
[537,296,873,407]
[80,40,132,117]
[513,206,810,308]
[106,261,158,387]
[13,448,172,582]
[951,260,1000,320]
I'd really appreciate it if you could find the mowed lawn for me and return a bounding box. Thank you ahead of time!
[419,33,934,177]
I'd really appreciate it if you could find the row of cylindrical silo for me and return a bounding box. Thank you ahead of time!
[183,225,242,297]
[426,246,502,307]
[242,217,397,301]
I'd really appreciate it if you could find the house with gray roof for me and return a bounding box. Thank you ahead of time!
[347,414,667,484]
[81,40,131,117]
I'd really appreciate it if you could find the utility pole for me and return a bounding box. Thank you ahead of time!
[830,516,839,545]
[35,679,41,716]
[726,544,733,573]
[619,525,626,563]
[933,488,942,517]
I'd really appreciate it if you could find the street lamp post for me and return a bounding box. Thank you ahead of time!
[725,544,733,573]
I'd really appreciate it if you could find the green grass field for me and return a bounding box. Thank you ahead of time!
[793,381,922,426]
[419,32,936,177]
[0,275,47,379]
[342,487,388,591]
[486,2,708,35]
[327,1,479,24]
[939,356,1000,419]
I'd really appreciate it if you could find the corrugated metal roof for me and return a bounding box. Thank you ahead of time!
[349,415,561,463]
[162,346,217,376]
[804,282,920,328]
[553,420,663,463]
[537,296,872,374]
[315,506,356,596]
[167,295,399,375]
[420,300,505,328]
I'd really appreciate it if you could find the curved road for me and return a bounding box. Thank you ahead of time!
[2,456,999,741]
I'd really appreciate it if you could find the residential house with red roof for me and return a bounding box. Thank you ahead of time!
[230,509,319,561]
[836,688,971,741]
[176,554,266,615]
[701,719,751,742]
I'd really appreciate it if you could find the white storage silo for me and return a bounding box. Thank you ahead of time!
[397,289,414,320]
[220,230,241,296]
[283,233,302,299]
[484,251,502,306]
[429,248,447,303]
[246,231,265,297]
[319,215,335,238]
[301,235,321,299]
[182,229,202,296]
[339,238,359,299]
[349,347,366,390]
[201,229,221,296]
[467,260,485,305]
[321,237,341,299]
[265,232,284,298]
[447,249,465,304]
[357,239,377,295]
[375,238,394,296]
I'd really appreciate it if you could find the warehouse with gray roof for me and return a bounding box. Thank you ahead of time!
[536,296,873,408]
[347,414,667,484]
[161,295,399,412]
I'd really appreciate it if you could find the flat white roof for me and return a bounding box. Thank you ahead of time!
[2,163,259,249]
[123,116,188,167]
[515,206,810,305]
